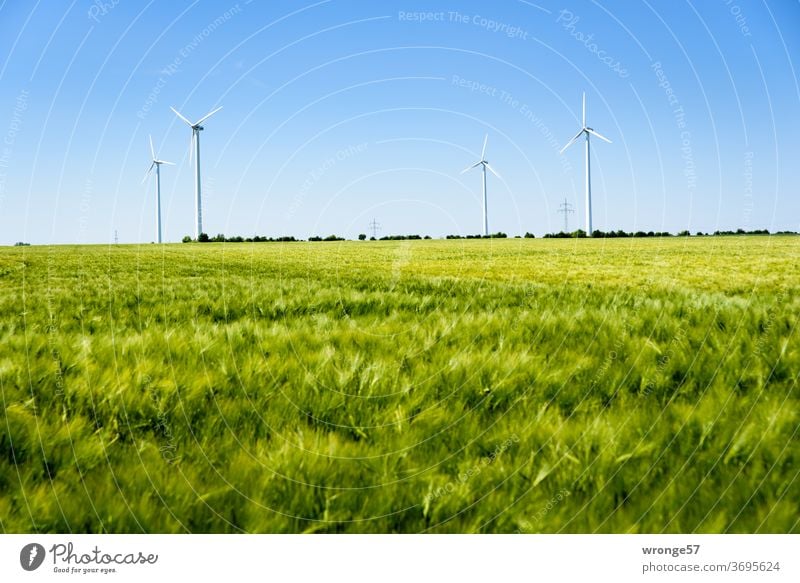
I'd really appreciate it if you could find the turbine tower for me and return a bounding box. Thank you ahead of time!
[461,134,501,236]
[560,93,611,236]
[142,135,174,244]
[171,105,222,239]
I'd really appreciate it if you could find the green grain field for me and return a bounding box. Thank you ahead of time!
[1,236,798,533]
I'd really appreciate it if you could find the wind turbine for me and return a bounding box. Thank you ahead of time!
[170,105,222,239]
[560,93,611,236]
[142,135,174,244]
[461,134,501,236]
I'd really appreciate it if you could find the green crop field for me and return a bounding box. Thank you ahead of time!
[1,236,798,533]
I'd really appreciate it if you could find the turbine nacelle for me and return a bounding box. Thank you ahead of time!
[462,135,501,178]
[561,94,612,154]
[142,135,174,183]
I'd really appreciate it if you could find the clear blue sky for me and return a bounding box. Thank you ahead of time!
[0,0,798,243]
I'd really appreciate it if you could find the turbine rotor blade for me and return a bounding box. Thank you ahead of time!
[485,162,501,179]
[170,106,193,126]
[582,92,586,127]
[158,160,176,166]
[149,135,156,160]
[586,128,612,143]
[195,106,222,126]
[481,134,488,160]
[142,162,155,184]
[461,161,482,174]
[560,129,585,154]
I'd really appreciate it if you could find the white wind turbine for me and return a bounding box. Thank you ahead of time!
[560,93,611,236]
[461,134,501,236]
[142,135,174,244]
[170,105,222,239]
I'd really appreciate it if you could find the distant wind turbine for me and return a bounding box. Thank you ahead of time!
[170,105,222,239]
[142,135,174,244]
[560,93,611,236]
[461,134,501,236]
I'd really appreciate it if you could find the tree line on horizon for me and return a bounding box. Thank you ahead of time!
[543,228,776,238]
[176,227,788,244]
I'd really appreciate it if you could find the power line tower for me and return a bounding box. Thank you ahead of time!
[369,218,381,239]
[557,199,575,233]
[114,230,119,245]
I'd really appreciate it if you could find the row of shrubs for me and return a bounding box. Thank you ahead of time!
[178,228,792,243]
[181,233,510,242]
[309,235,345,242]
[543,228,779,239]
[182,234,299,243]
[374,234,431,241]
[445,232,509,239]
